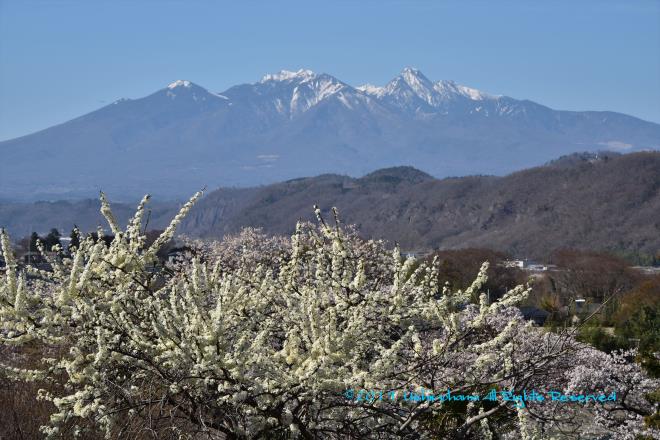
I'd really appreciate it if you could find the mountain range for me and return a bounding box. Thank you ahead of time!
[2,152,659,260]
[1,68,659,201]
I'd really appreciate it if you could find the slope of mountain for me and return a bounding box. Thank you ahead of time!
[1,68,659,201]
[2,153,659,259]
[179,152,660,259]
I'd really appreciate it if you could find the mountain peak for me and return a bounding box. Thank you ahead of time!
[261,69,316,83]
[399,67,433,85]
[167,79,194,89]
[400,66,426,79]
[162,79,226,102]
[361,166,435,185]
[381,67,438,107]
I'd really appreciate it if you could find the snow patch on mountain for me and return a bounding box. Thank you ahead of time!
[356,84,384,96]
[261,69,315,83]
[260,73,350,115]
[433,79,497,103]
[457,84,495,100]
[290,77,345,114]
[168,80,193,89]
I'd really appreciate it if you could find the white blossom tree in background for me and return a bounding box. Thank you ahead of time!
[0,194,658,439]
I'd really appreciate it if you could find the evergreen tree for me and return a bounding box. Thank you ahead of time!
[29,232,40,253]
[69,226,81,252]
[44,228,61,251]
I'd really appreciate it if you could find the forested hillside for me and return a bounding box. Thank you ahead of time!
[2,152,659,260]
[182,151,660,259]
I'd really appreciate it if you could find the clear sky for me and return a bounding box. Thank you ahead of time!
[0,0,659,141]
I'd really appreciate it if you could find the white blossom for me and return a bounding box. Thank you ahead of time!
[0,196,657,439]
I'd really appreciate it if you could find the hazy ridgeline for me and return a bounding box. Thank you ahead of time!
[3,151,659,261]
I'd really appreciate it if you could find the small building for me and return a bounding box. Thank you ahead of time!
[503,260,525,269]
[632,266,660,275]
[526,264,548,272]
[59,237,72,249]
[166,246,195,264]
[400,250,432,260]
[401,251,419,259]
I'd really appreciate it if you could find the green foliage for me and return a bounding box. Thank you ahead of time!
[573,276,660,377]
[617,304,659,352]
[617,304,660,378]
[577,325,624,354]
[27,229,62,254]
[644,388,660,430]
[43,228,61,251]
[615,278,660,377]
[69,227,80,252]
[29,232,39,252]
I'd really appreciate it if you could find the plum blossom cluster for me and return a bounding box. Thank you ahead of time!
[0,194,657,439]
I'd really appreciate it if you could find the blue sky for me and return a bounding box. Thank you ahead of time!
[0,0,658,141]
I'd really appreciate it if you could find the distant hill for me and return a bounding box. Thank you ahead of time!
[180,152,660,259]
[543,151,623,168]
[1,153,658,260]
[1,68,658,201]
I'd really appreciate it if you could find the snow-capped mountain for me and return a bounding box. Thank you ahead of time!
[355,67,505,117]
[1,67,658,201]
[219,69,362,120]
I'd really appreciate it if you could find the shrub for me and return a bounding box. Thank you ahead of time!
[0,195,658,439]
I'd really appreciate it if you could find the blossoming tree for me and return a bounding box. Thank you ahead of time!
[0,194,657,439]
